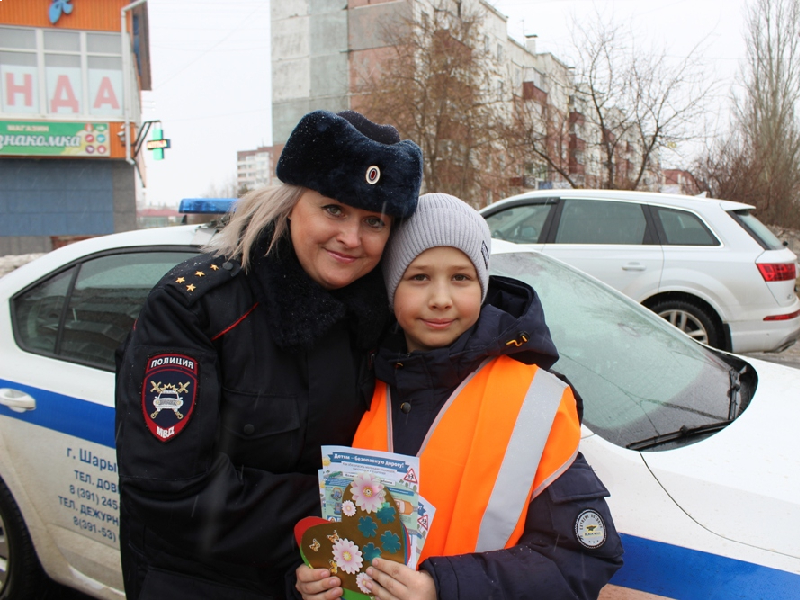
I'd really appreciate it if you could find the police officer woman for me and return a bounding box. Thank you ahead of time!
[114,110,423,599]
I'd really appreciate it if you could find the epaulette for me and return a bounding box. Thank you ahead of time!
[162,253,242,304]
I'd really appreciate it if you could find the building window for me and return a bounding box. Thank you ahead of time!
[0,26,124,118]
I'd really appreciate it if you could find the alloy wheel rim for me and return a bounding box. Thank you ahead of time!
[658,309,709,344]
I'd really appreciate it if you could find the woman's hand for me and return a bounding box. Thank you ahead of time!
[295,565,343,600]
[365,557,436,600]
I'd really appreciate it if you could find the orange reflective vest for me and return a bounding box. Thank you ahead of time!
[353,355,580,562]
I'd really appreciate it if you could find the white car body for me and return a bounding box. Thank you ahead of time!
[0,227,797,599]
[482,189,800,354]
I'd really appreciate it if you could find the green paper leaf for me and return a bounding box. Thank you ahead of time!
[358,516,378,538]
[362,542,381,561]
[380,531,401,554]
[376,503,397,524]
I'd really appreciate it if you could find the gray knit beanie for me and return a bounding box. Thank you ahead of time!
[383,193,491,308]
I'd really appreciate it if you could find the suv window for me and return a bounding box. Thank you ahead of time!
[484,203,553,243]
[13,250,196,371]
[729,210,785,250]
[654,207,720,246]
[555,200,647,244]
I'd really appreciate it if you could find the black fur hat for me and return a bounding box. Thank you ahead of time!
[276,110,423,219]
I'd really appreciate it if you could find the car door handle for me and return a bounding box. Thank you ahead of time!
[622,263,646,271]
[0,389,37,413]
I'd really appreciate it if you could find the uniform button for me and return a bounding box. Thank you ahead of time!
[243,424,255,435]
[394,362,404,369]
[400,402,411,414]
[222,262,233,271]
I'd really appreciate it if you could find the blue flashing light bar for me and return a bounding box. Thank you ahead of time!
[178,198,237,214]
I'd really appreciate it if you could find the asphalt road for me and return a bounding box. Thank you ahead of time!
[744,341,800,369]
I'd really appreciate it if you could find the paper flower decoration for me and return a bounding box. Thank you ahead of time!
[296,474,408,599]
[351,473,385,513]
[342,500,356,517]
[356,572,374,594]
[332,538,363,575]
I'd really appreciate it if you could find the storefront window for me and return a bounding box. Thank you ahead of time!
[0,26,124,118]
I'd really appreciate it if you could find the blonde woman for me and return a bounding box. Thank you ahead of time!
[115,111,423,600]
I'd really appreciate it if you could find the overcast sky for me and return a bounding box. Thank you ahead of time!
[140,0,749,208]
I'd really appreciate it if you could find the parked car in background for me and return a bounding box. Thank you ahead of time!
[481,189,800,354]
[0,224,798,599]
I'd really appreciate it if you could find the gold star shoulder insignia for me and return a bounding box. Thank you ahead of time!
[210,264,219,271]
[176,277,185,283]
[195,271,205,277]
[186,284,196,292]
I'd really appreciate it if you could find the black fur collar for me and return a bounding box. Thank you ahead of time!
[247,230,389,352]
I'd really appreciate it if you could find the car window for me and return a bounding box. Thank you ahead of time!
[729,209,785,250]
[654,207,720,246]
[555,199,647,244]
[12,266,75,356]
[484,203,553,243]
[491,252,753,450]
[13,250,197,371]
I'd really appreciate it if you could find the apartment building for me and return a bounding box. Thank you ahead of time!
[236,146,275,192]
[270,0,655,203]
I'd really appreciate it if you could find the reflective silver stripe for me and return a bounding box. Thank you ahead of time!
[475,369,567,552]
[530,447,577,501]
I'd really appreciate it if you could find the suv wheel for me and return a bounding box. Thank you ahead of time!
[652,300,720,348]
[0,478,50,599]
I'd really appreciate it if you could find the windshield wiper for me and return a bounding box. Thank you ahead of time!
[728,366,746,420]
[626,421,732,451]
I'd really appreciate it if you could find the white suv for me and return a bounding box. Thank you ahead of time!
[481,189,800,353]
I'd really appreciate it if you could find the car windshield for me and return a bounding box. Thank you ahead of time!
[491,251,754,451]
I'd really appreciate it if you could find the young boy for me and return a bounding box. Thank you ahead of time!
[297,193,623,600]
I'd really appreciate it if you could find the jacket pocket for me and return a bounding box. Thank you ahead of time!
[218,389,301,471]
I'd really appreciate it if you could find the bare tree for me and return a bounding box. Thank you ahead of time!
[200,176,239,199]
[694,0,800,226]
[353,2,509,207]
[509,14,716,190]
[738,0,800,224]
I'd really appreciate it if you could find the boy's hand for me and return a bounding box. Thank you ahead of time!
[295,565,343,600]
[365,557,436,600]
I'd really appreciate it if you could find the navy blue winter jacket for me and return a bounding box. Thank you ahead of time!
[373,275,624,600]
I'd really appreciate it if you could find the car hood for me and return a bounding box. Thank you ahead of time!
[641,356,800,560]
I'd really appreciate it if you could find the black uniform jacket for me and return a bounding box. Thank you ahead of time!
[374,275,624,600]
[114,233,389,599]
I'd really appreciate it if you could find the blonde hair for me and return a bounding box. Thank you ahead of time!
[209,184,306,270]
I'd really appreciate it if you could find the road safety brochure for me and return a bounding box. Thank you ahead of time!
[318,445,435,569]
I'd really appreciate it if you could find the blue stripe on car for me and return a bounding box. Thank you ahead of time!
[0,379,114,448]
[612,533,800,599]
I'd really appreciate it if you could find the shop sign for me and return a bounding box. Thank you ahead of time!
[0,121,110,157]
[50,0,75,25]
[2,64,123,117]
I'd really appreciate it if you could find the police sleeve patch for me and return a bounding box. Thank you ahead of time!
[141,354,198,442]
[575,509,606,549]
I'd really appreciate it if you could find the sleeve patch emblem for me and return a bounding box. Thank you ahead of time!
[575,509,606,549]
[141,354,198,442]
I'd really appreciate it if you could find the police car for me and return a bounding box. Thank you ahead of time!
[0,210,797,599]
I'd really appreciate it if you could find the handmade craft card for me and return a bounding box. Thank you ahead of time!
[296,478,408,600]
